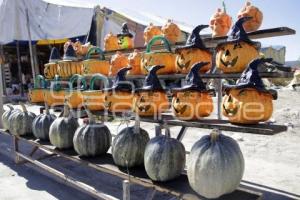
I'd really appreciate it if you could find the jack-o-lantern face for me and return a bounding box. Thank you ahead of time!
[141,53,176,75]
[175,49,212,74]
[118,36,134,49]
[210,8,232,37]
[172,91,213,120]
[222,88,273,124]
[133,91,169,117]
[216,42,259,73]
[104,32,119,51]
[104,91,133,112]
[110,52,129,76]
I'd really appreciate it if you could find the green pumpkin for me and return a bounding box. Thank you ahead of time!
[32,104,56,140]
[49,105,79,149]
[9,103,36,136]
[2,105,20,131]
[187,130,244,199]
[144,128,186,181]
[112,116,150,167]
[73,109,112,157]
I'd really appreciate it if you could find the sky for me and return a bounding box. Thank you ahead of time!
[97,0,300,61]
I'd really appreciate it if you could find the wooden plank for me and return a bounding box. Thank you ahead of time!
[12,134,262,200]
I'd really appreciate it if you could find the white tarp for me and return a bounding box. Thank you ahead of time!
[0,0,94,44]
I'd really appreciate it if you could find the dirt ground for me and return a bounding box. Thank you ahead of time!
[0,88,299,200]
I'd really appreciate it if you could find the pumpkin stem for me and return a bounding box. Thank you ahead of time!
[45,103,50,115]
[210,129,220,143]
[19,102,27,112]
[5,104,14,111]
[134,115,140,134]
[222,0,227,13]
[63,104,70,118]
[155,125,162,137]
[85,108,95,124]
[165,126,171,138]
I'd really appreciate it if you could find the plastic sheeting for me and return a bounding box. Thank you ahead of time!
[0,0,94,44]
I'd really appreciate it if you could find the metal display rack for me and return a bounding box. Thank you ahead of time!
[1,27,296,200]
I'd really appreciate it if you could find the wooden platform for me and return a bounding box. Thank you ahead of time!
[4,132,262,200]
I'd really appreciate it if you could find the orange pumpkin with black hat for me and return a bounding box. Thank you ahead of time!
[216,16,260,73]
[133,65,169,117]
[44,47,60,79]
[171,62,213,120]
[104,67,133,112]
[117,23,134,49]
[175,25,212,74]
[58,44,82,78]
[222,58,277,124]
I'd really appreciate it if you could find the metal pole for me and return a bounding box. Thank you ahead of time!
[25,9,36,79]
[0,45,4,128]
[16,41,24,97]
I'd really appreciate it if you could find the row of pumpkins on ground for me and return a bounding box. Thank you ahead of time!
[2,103,245,199]
[45,13,265,81]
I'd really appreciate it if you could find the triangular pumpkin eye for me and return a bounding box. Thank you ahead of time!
[238,89,247,96]
[233,43,242,49]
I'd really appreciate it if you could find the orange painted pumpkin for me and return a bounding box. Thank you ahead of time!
[58,44,82,78]
[237,1,263,32]
[28,75,47,103]
[104,32,119,51]
[161,19,181,44]
[65,74,87,109]
[141,36,176,75]
[209,8,232,37]
[175,25,212,74]
[144,23,162,45]
[43,75,66,107]
[127,49,143,75]
[82,47,110,76]
[109,51,129,76]
[73,40,92,56]
[82,74,109,111]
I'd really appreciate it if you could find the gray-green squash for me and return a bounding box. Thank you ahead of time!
[49,105,79,149]
[187,129,245,199]
[9,103,36,136]
[144,127,185,181]
[73,109,111,157]
[32,104,56,140]
[112,116,150,167]
[2,105,20,130]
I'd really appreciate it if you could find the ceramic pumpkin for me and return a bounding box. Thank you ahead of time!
[175,25,212,74]
[104,67,133,112]
[109,51,129,76]
[117,23,134,49]
[222,58,277,124]
[209,8,232,37]
[44,47,60,79]
[237,1,263,32]
[144,23,162,45]
[161,19,181,44]
[133,65,169,117]
[65,74,87,109]
[141,36,176,75]
[187,129,244,199]
[104,32,119,51]
[28,75,47,103]
[73,39,92,57]
[216,17,260,73]
[171,62,213,120]
[58,44,82,78]
[82,47,110,76]
[82,74,109,111]
[127,49,143,75]
[43,75,66,106]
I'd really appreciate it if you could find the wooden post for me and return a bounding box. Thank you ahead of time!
[123,180,130,200]
[16,41,24,97]
[13,136,20,164]
[0,45,4,128]
[25,9,36,79]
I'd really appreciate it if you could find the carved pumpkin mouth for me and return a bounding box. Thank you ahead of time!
[221,56,238,68]
[176,58,191,69]
[138,104,151,112]
[223,104,239,116]
[104,101,112,109]
[173,104,188,114]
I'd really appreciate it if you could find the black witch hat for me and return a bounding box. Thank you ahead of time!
[175,25,209,51]
[217,16,260,49]
[49,47,61,63]
[171,62,209,92]
[224,58,277,99]
[63,44,77,61]
[136,65,164,92]
[117,23,133,38]
[105,67,132,92]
